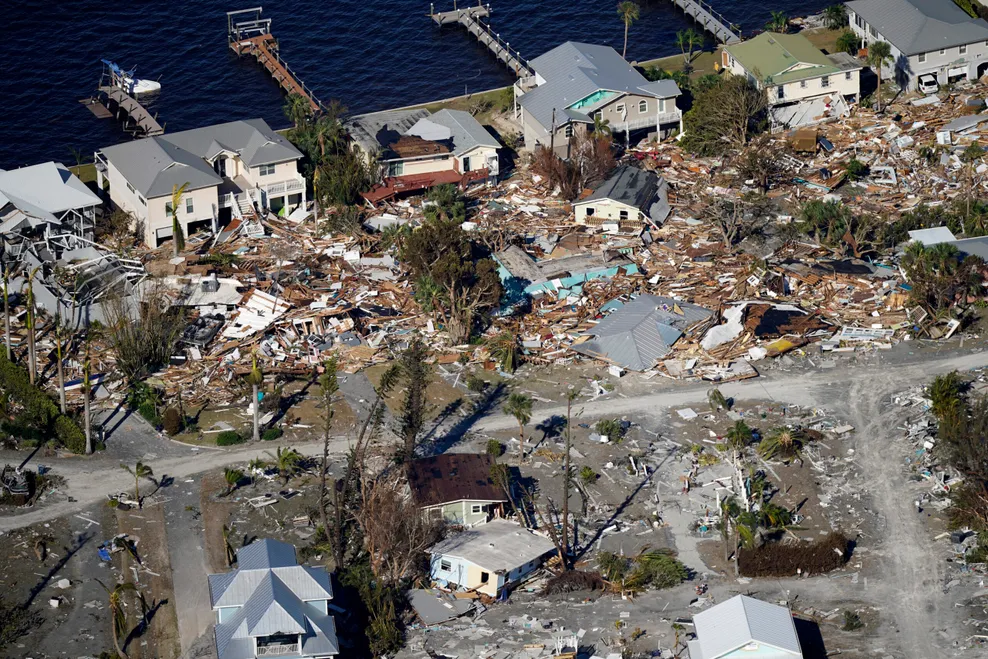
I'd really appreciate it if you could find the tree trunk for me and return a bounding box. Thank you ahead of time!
[27,298,36,385]
[135,476,141,508]
[517,421,525,462]
[876,67,883,112]
[446,312,469,345]
[320,426,330,539]
[623,23,629,59]
[112,624,129,659]
[252,384,260,442]
[56,333,66,414]
[3,275,9,362]
[561,397,572,564]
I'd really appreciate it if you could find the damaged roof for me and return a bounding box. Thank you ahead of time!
[576,165,670,223]
[351,108,501,161]
[0,162,101,220]
[408,453,507,508]
[572,294,713,371]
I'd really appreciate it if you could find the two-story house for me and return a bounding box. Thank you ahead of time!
[513,41,682,156]
[722,32,861,108]
[847,0,988,91]
[208,539,339,659]
[96,119,305,247]
[687,595,803,659]
[407,453,508,527]
[348,108,502,204]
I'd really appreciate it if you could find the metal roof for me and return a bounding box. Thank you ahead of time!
[0,162,101,218]
[571,294,712,371]
[347,108,431,155]
[519,42,681,132]
[691,595,802,659]
[725,33,841,85]
[847,0,988,55]
[238,538,298,569]
[100,119,301,199]
[408,453,507,508]
[429,519,556,573]
[243,572,308,636]
[576,165,670,223]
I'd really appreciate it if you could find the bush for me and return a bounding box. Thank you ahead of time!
[466,374,488,393]
[216,431,245,446]
[137,401,160,427]
[595,419,624,441]
[579,465,598,485]
[540,570,605,595]
[486,439,504,458]
[842,610,863,631]
[738,531,851,577]
[162,407,183,435]
[845,158,869,180]
[262,427,283,441]
[0,356,85,453]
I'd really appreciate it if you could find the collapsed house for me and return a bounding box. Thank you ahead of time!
[348,108,502,204]
[495,244,638,306]
[573,165,671,231]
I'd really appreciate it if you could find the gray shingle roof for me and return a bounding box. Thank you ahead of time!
[690,595,802,659]
[406,109,501,157]
[429,519,556,573]
[847,0,988,55]
[519,42,681,131]
[100,119,301,199]
[571,294,713,371]
[0,162,101,218]
[347,109,431,155]
[577,165,670,223]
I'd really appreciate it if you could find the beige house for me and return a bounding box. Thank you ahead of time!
[96,119,304,247]
[574,165,670,231]
[514,41,682,156]
[348,108,501,204]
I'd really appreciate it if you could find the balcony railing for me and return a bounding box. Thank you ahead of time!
[255,642,300,656]
[613,111,682,132]
[264,177,305,197]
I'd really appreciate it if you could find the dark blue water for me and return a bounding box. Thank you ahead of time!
[1,0,829,168]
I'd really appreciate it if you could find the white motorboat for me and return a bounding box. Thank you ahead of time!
[101,59,161,96]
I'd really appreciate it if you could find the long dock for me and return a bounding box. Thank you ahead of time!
[430,3,532,76]
[227,8,321,112]
[96,86,163,137]
[668,0,740,45]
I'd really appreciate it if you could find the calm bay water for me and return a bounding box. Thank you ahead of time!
[0,0,830,168]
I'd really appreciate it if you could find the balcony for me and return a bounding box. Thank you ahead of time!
[255,641,300,656]
[613,111,682,133]
[263,176,306,198]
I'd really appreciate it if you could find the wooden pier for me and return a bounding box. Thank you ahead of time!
[96,87,164,136]
[430,3,532,76]
[668,0,740,45]
[227,8,321,112]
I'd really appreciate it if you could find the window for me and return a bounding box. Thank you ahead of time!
[585,207,595,216]
[564,124,573,138]
[139,196,146,207]
[615,103,626,115]
[165,202,173,217]
[960,45,968,55]
[800,80,807,89]
[259,163,276,176]
[186,196,193,214]
[619,210,629,221]
[940,48,946,56]
[918,52,926,63]
[869,25,877,38]
[126,182,135,194]
[471,504,482,514]
[440,559,451,572]
[387,161,404,177]
[777,86,785,100]
[213,158,227,177]
[855,14,864,29]
[638,100,647,113]
[480,571,490,584]
[821,76,830,88]
[845,71,852,80]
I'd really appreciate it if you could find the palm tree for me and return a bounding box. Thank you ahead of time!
[724,421,753,458]
[96,579,139,659]
[266,446,303,484]
[617,1,640,59]
[823,4,848,30]
[835,30,860,56]
[503,392,533,461]
[284,93,313,129]
[592,113,612,137]
[708,388,728,412]
[962,143,986,220]
[23,266,40,384]
[170,182,189,257]
[757,427,805,463]
[120,461,154,507]
[867,41,893,112]
[83,335,93,454]
[223,468,245,496]
[245,353,264,443]
[487,332,519,372]
[675,28,703,69]
[927,371,964,419]
[766,11,789,33]
[247,457,268,486]
[2,265,10,361]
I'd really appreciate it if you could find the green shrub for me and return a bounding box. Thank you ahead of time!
[0,356,85,453]
[216,431,245,446]
[162,407,183,435]
[579,465,598,485]
[466,374,488,393]
[137,401,160,427]
[842,610,863,631]
[486,438,504,458]
[595,418,624,441]
[845,158,869,180]
[262,427,283,441]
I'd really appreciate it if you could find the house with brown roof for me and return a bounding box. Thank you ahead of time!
[407,454,507,527]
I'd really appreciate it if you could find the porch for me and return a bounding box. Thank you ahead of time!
[361,168,490,204]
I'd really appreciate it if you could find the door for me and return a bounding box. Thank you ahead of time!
[213,157,227,177]
[462,156,471,173]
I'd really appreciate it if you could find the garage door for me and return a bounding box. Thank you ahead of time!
[155,226,173,240]
[949,66,967,77]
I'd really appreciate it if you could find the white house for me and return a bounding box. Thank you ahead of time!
[687,595,803,659]
[96,119,305,247]
[428,519,556,597]
[573,165,670,230]
[208,539,339,659]
[847,0,988,91]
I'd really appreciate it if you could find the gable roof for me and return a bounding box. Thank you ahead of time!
[690,595,802,659]
[519,42,681,131]
[725,33,842,84]
[209,540,332,607]
[0,162,101,218]
[100,119,301,199]
[406,109,501,157]
[576,165,670,222]
[347,109,432,155]
[847,0,988,55]
[408,453,507,508]
[571,294,713,371]
[429,519,555,572]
